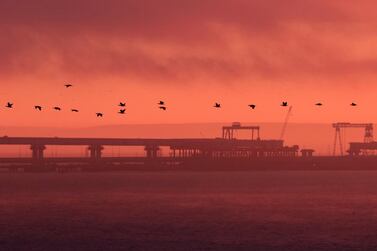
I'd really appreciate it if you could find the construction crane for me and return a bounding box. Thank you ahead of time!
[280,106,292,140]
[332,122,374,156]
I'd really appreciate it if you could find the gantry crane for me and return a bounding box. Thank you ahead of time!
[332,122,373,156]
[222,122,260,140]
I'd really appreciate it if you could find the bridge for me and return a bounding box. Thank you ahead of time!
[0,136,299,170]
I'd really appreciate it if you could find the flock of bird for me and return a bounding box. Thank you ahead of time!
[2,84,359,118]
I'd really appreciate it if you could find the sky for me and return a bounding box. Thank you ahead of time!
[1,0,377,127]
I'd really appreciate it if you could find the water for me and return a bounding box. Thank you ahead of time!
[1,171,377,250]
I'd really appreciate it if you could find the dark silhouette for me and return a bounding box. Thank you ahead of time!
[71,109,79,112]
[119,102,126,107]
[214,103,221,108]
[281,102,288,107]
[159,106,167,111]
[6,102,13,108]
[65,84,73,88]
[248,104,256,109]
[34,106,42,111]
[158,101,165,105]
[315,103,323,106]
[96,113,103,117]
[351,102,357,106]
[119,109,126,114]
[53,107,61,111]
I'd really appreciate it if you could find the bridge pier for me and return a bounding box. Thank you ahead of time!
[145,145,159,158]
[30,144,46,166]
[88,145,104,161]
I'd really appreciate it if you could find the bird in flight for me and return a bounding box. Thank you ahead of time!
[96,113,103,117]
[159,106,167,111]
[34,106,42,111]
[281,102,288,107]
[214,103,221,108]
[6,102,13,108]
[248,104,256,109]
[119,109,126,114]
[350,102,357,106]
[71,109,79,112]
[315,103,323,106]
[158,101,165,105]
[65,84,73,88]
[53,107,61,111]
[119,102,126,107]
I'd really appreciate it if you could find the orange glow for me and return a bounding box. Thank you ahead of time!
[1,1,377,127]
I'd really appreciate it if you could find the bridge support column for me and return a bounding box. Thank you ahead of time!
[30,144,46,165]
[88,145,104,161]
[145,145,160,158]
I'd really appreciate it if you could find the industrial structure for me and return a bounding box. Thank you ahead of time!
[0,122,377,172]
[332,122,374,155]
[222,122,260,140]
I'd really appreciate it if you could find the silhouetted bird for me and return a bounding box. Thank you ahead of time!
[65,84,73,88]
[315,103,323,106]
[53,107,61,111]
[96,113,103,117]
[351,102,357,106]
[281,102,288,107]
[6,102,13,108]
[158,101,165,105]
[34,106,42,111]
[248,104,256,109]
[119,102,126,107]
[119,109,126,114]
[71,109,79,112]
[214,103,221,108]
[159,106,167,111]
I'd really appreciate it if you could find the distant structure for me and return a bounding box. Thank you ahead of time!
[332,122,374,156]
[222,122,260,140]
[301,149,315,157]
[280,106,292,140]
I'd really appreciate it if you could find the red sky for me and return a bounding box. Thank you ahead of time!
[1,0,377,127]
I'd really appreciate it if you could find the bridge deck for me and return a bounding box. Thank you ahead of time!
[0,137,284,148]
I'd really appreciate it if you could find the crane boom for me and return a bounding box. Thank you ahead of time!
[280,106,292,140]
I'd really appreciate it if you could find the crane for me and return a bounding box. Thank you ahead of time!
[332,122,374,156]
[280,106,292,140]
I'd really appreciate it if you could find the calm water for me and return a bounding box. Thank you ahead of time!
[1,171,377,251]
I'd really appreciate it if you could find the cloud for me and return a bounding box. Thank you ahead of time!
[1,0,377,86]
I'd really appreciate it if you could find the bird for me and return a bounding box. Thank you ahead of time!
[119,109,126,114]
[248,104,256,109]
[119,102,126,107]
[351,102,357,106]
[53,107,61,111]
[5,102,13,108]
[71,109,79,112]
[34,106,42,111]
[158,101,165,105]
[281,102,288,107]
[159,106,167,111]
[315,103,323,106]
[96,113,103,117]
[64,84,73,88]
[214,103,221,108]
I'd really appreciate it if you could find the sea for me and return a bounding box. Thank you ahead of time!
[1,170,377,251]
